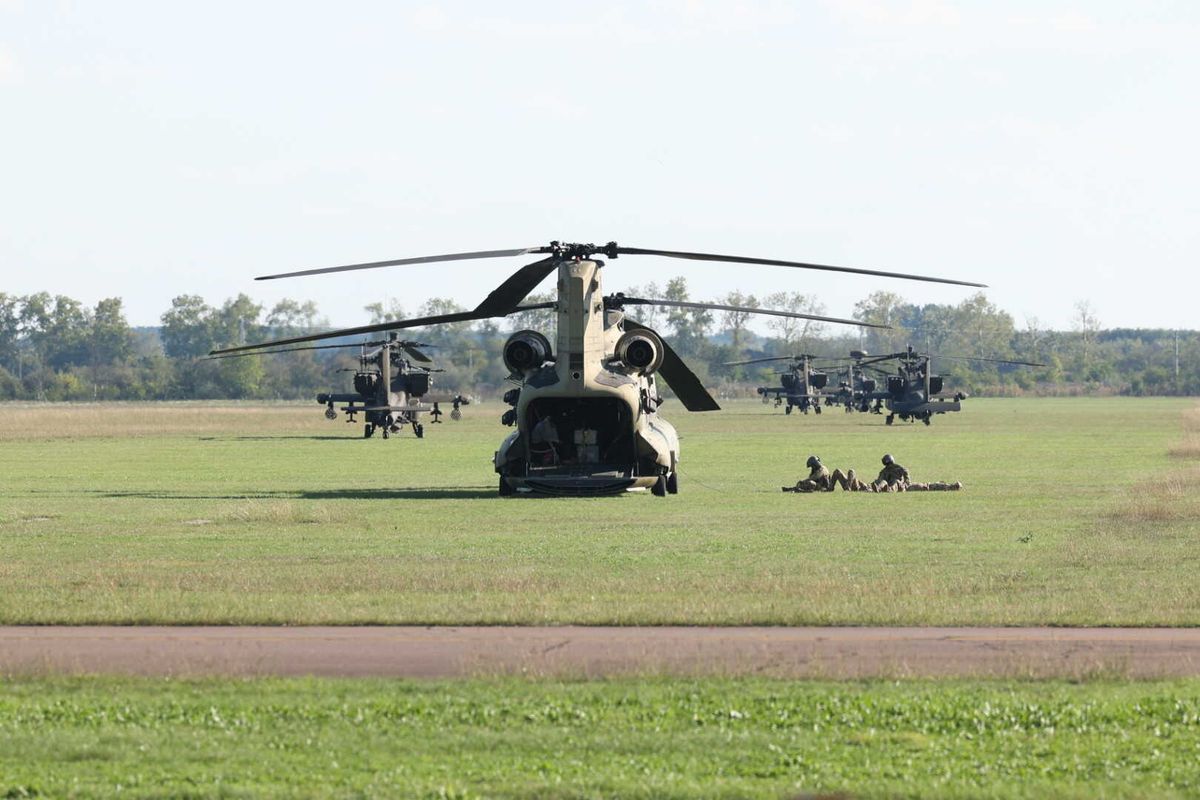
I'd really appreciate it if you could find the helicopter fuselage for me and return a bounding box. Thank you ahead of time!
[874,360,960,425]
[317,344,439,438]
[495,259,680,495]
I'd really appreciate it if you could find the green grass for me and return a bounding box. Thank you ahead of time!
[0,397,1197,625]
[2,676,1200,799]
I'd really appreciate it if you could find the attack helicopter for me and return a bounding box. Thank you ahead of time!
[211,241,984,495]
[854,345,1044,425]
[822,350,886,413]
[214,334,469,438]
[727,354,829,415]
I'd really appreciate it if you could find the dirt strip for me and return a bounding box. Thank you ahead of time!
[4,627,1200,679]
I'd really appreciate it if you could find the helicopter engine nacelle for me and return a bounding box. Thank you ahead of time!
[928,375,944,395]
[404,372,431,397]
[353,372,380,397]
[861,378,877,394]
[887,376,906,396]
[613,329,664,376]
[810,372,828,390]
[503,330,552,375]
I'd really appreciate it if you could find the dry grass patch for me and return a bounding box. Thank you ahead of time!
[219,499,351,526]
[0,402,316,440]
[1110,467,1200,524]
[1169,406,1200,458]
[0,512,60,526]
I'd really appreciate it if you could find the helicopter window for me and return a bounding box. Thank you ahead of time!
[526,398,634,469]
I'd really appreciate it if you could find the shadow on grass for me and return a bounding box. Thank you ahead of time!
[99,487,499,500]
[197,435,367,442]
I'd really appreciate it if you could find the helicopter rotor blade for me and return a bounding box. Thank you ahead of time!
[931,354,1047,367]
[723,355,819,367]
[623,319,720,412]
[469,257,560,316]
[253,240,984,288]
[204,338,444,359]
[723,355,799,366]
[401,343,433,363]
[855,352,908,367]
[205,338,399,359]
[613,247,987,288]
[209,311,477,355]
[255,247,544,281]
[208,301,554,356]
[614,296,887,329]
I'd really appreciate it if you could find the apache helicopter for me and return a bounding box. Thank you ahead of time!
[854,345,1044,425]
[214,334,469,438]
[210,241,983,495]
[822,350,886,413]
[727,354,829,415]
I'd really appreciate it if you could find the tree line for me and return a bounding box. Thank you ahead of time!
[0,287,1196,402]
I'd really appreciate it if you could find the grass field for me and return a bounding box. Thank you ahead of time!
[0,397,1197,625]
[2,675,1200,798]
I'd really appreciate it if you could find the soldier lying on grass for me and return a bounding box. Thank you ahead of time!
[872,454,962,492]
[784,454,962,493]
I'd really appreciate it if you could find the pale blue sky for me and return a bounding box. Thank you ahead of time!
[1,1,1196,330]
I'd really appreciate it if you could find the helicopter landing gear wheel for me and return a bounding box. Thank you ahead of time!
[381,427,389,439]
[922,416,932,426]
[814,405,822,415]
[414,423,424,439]
[498,476,514,496]
[652,474,667,497]
[666,471,679,495]
[886,414,895,426]
[364,423,374,439]
[785,405,793,415]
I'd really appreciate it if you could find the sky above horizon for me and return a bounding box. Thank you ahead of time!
[1,1,1196,331]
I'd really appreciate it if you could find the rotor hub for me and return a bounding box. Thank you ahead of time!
[544,241,619,261]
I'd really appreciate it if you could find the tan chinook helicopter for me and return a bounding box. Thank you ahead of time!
[211,241,983,496]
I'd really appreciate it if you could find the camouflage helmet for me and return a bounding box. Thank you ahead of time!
[882,453,894,465]
[806,455,820,468]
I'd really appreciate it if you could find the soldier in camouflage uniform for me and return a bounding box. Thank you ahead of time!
[906,479,963,491]
[872,454,963,491]
[783,455,835,492]
[871,454,910,492]
[832,467,873,492]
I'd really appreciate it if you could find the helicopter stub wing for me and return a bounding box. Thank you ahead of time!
[896,399,962,415]
[354,404,438,413]
[423,392,468,404]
